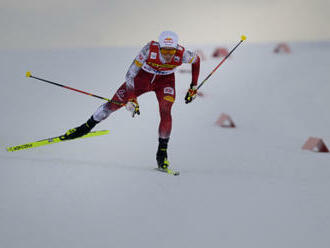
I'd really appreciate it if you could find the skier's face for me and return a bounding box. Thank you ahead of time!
[160,47,176,63]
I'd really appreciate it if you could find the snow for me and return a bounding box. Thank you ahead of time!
[1,42,330,248]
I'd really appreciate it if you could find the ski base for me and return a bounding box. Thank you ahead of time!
[6,130,109,152]
[155,167,180,176]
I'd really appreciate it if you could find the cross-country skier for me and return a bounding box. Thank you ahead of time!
[63,31,200,169]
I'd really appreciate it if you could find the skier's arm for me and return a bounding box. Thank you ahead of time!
[191,56,200,87]
[182,50,200,87]
[183,50,200,103]
[125,42,150,99]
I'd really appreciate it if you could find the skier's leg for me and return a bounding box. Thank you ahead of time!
[154,79,175,168]
[157,94,175,139]
[95,69,153,121]
[64,70,152,140]
[93,83,128,122]
[64,83,128,140]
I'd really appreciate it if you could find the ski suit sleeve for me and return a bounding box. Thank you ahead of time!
[182,50,200,87]
[125,42,150,99]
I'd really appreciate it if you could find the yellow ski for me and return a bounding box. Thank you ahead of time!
[6,130,109,152]
[155,167,180,176]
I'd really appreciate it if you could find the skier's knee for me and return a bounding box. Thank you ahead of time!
[159,105,172,120]
[93,103,112,122]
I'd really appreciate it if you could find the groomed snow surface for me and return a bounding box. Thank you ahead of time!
[1,42,330,248]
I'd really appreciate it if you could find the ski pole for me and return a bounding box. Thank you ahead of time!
[25,72,124,106]
[197,35,247,90]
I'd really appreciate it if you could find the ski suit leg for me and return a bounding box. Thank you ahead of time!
[93,70,153,122]
[92,83,127,122]
[154,74,176,139]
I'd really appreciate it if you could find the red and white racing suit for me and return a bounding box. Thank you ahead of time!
[93,41,200,139]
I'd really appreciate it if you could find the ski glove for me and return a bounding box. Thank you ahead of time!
[126,98,140,117]
[185,84,197,104]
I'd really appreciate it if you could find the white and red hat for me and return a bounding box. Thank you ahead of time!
[158,31,178,48]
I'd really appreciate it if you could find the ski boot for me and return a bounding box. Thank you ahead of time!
[62,116,99,140]
[156,138,170,169]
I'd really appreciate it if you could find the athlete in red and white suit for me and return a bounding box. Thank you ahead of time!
[64,31,200,169]
[94,41,200,136]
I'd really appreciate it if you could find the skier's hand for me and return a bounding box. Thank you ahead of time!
[126,98,140,117]
[185,84,197,104]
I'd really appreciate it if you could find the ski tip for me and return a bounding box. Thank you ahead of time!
[88,130,110,134]
[95,130,110,135]
[26,71,31,77]
[241,35,247,41]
